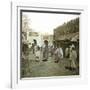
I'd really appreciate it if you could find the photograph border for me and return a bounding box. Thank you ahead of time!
[11,2,88,88]
[20,7,81,79]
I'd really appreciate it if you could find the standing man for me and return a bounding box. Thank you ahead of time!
[51,41,57,57]
[42,40,49,61]
[54,43,63,63]
[69,46,77,71]
[33,39,37,54]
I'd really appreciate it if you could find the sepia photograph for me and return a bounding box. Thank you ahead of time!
[20,9,80,78]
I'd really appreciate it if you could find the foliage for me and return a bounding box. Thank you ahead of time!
[54,17,79,35]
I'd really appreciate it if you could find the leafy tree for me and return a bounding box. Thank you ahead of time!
[54,17,79,35]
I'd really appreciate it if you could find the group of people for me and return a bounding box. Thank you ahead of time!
[22,39,78,72]
[31,39,64,63]
[21,38,78,77]
[65,44,78,71]
[31,39,78,71]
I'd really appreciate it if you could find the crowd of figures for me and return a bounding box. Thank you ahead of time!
[22,39,78,70]
[29,39,64,63]
[21,39,79,77]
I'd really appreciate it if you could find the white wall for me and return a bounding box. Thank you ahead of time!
[0,0,89,90]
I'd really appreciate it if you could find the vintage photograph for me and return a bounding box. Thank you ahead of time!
[20,10,80,78]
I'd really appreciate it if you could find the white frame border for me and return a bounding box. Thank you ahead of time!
[11,2,88,88]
